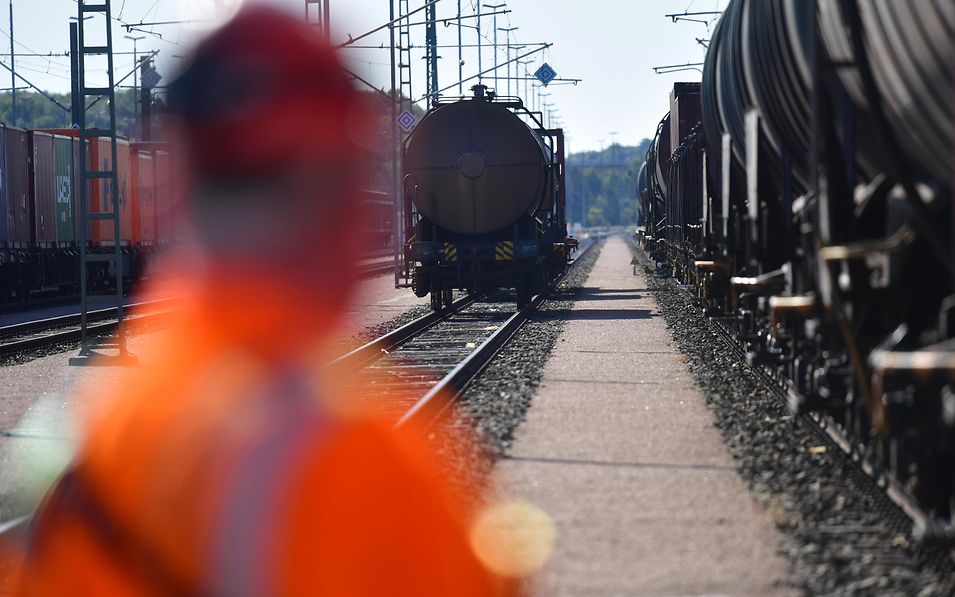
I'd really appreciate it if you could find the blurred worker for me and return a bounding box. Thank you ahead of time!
[13,5,515,595]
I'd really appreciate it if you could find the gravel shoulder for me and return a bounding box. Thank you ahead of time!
[626,237,955,596]
[457,238,605,454]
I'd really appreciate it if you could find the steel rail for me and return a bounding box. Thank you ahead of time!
[0,515,29,537]
[328,293,478,372]
[357,260,398,278]
[396,239,597,429]
[0,308,171,357]
[0,299,174,341]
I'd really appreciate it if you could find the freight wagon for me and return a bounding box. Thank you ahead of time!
[0,128,179,304]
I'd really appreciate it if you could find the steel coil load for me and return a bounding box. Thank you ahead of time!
[404,98,549,235]
[818,0,954,184]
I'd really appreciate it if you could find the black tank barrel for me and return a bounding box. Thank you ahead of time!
[404,97,549,235]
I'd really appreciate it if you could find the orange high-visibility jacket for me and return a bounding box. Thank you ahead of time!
[15,301,512,597]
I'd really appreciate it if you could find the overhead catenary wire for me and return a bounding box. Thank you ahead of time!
[424,42,552,100]
[0,59,70,111]
[69,0,186,49]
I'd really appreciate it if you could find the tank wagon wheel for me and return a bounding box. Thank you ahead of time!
[442,287,453,309]
[430,290,444,312]
[516,282,532,310]
[412,267,430,299]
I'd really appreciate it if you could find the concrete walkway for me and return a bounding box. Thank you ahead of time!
[500,237,793,596]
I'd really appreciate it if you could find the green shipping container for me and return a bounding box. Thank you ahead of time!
[53,135,74,243]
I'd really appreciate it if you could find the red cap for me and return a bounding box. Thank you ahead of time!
[167,5,367,177]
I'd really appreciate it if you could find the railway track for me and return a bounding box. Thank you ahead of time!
[357,258,396,278]
[334,239,596,429]
[0,300,175,358]
[0,254,394,356]
[0,239,596,539]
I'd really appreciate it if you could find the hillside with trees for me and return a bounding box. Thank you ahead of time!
[566,139,651,228]
[0,89,146,136]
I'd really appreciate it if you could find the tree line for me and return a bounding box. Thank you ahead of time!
[0,89,147,136]
[566,139,651,228]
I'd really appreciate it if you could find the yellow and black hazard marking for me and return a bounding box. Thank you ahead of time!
[495,240,515,261]
[443,242,458,262]
[537,223,545,237]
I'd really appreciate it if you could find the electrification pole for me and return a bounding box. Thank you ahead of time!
[483,3,504,92]
[140,57,153,140]
[499,26,517,96]
[425,0,438,104]
[390,0,399,283]
[304,0,330,41]
[476,3,482,82]
[517,58,531,103]
[69,23,79,126]
[9,0,14,126]
[457,0,463,94]
[509,43,526,99]
[124,34,144,138]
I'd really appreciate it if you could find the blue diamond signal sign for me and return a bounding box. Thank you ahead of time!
[397,110,417,132]
[141,66,162,91]
[534,63,558,87]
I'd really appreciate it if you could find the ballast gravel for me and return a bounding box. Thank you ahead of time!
[627,238,955,596]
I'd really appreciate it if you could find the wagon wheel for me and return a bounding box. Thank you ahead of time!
[430,289,443,312]
[516,282,532,309]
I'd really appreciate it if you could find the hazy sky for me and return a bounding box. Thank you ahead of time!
[6,0,726,152]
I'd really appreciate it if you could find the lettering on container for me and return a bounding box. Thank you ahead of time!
[56,175,71,205]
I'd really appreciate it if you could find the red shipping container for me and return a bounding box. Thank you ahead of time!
[29,131,56,245]
[2,127,32,247]
[132,149,157,245]
[89,137,133,246]
[155,150,173,245]
[129,147,141,245]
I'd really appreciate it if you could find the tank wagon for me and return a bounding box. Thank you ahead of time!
[640,0,955,540]
[402,84,576,310]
